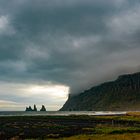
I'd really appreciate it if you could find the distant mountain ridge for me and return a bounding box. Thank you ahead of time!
[60,72,140,111]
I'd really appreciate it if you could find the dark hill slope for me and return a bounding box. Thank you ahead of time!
[60,72,140,111]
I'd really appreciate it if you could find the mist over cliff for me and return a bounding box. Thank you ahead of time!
[61,72,140,111]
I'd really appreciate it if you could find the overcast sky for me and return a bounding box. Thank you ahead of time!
[0,0,140,111]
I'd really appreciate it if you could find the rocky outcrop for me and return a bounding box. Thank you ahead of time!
[60,72,140,111]
[25,106,33,111]
[25,105,47,111]
[40,105,46,111]
[25,105,37,111]
[33,104,37,111]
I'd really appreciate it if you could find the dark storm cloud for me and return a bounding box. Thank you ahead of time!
[0,0,140,94]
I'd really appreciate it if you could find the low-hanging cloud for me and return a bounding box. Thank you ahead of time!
[0,0,140,110]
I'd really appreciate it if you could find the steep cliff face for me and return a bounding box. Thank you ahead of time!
[60,72,140,111]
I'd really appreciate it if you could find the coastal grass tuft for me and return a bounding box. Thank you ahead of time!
[48,134,140,140]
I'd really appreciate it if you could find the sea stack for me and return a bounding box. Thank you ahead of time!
[33,104,37,111]
[40,105,46,111]
[25,105,37,111]
[25,106,33,111]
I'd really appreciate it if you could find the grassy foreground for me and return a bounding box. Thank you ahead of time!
[1,113,140,139]
[48,133,140,140]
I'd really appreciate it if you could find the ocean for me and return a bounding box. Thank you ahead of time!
[0,111,126,116]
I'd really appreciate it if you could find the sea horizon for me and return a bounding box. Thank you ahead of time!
[0,111,127,117]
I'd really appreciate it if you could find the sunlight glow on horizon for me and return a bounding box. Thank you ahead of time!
[27,85,69,99]
[0,82,70,111]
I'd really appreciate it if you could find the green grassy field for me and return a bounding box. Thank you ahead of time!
[48,134,140,140]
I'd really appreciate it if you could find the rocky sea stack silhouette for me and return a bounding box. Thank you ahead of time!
[25,105,46,111]
[40,105,46,111]
[25,106,33,111]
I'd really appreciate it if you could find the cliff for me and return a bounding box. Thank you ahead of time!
[60,72,140,111]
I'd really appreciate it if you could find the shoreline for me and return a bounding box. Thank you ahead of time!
[0,111,127,117]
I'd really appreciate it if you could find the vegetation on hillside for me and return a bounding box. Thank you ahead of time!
[61,72,140,111]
